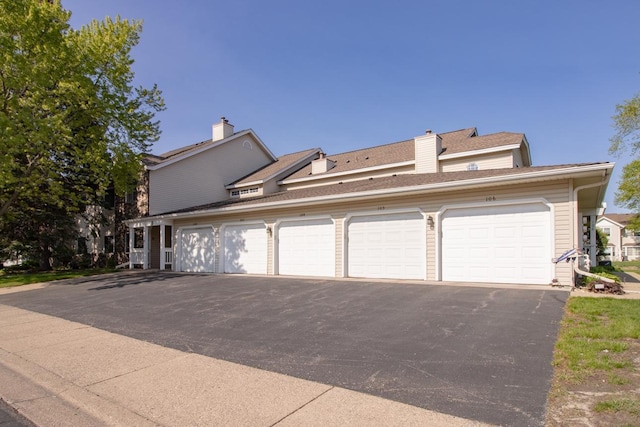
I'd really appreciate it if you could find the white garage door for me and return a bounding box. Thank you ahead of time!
[223,223,267,274]
[179,227,215,273]
[441,204,552,284]
[348,212,425,280]
[278,218,335,277]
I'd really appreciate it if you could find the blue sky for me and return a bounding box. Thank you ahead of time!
[62,0,640,212]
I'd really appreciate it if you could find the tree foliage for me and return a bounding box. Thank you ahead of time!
[0,0,164,268]
[610,92,640,224]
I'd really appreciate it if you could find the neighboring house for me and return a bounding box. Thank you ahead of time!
[597,214,640,261]
[122,117,613,286]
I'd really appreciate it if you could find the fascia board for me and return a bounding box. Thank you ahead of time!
[597,217,625,229]
[439,144,521,160]
[136,163,614,223]
[225,149,322,189]
[146,130,276,171]
[278,160,415,185]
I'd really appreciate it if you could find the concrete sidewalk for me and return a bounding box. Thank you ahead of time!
[0,304,489,427]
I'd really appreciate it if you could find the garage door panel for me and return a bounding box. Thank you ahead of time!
[348,212,425,280]
[278,219,335,277]
[224,224,267,274]
[179,228,215,273]
[442,204,551,285]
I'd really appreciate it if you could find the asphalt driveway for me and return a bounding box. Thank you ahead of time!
[0,273,568,426]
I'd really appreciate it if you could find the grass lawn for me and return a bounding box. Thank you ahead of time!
[0,269,118,288]
[547,297,640,426]
[613,260,640,271]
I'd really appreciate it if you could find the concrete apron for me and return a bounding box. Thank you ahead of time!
[0,304,490,427]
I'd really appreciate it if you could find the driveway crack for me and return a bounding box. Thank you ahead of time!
[270,386,334,426]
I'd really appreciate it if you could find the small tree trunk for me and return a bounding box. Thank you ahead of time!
[38,247,52,271]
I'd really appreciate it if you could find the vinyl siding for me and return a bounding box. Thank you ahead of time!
[440,152,513,172]
[171,178,573,285]
[282,164,414,191]
[149,135,273,215]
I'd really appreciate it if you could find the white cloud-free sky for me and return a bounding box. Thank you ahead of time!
[62,0,640,212]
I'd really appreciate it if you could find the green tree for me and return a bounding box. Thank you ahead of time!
[610,93,640,230]
[0,0,164,268]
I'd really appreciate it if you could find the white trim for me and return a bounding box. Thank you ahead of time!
[435,198,555,282]
[175,225,216,272]
[278,161,415,185]
[127,163,614,224]
[226,149,322,189]
[343,208,427,280]
[439,144,521,160]
[146,129,277,171]
[273,215,336,276]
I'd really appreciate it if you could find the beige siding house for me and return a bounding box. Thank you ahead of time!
[125,118,614,287]
[597,214,640,261]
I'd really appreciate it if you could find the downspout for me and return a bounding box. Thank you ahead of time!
[570,174,611,286]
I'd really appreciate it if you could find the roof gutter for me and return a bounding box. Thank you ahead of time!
[126,163,614,224]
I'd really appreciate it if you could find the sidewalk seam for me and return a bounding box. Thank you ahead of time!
[269,385,334,426]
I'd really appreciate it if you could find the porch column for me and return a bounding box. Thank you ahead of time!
[159,224,165,271]
[143,225,150,269]
[128,225,134,269]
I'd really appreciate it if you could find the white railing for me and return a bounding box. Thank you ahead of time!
[130,250,144,265]
[163,249,173,268]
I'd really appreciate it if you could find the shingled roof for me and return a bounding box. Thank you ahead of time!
[230,148,320,186]
[282,127,525,181]
[601,213,637,226]
[161,162,610,216]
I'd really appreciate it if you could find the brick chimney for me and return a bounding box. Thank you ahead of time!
[212,116,234,141]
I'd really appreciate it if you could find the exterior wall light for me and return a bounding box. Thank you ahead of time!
[427,216,435,230]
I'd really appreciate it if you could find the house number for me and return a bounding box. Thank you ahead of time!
[485,196,496,201]
[377,206,385,210]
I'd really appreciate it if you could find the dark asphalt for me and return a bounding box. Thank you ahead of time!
[0,273,568,426]
[0,398,35,427]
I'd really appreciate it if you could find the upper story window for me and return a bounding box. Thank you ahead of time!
[243,140,253,150]
[601,227,611,236]
[467,162,478,171]
[230,187,259,197]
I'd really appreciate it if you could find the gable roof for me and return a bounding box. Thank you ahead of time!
[441,131,525,156]
[146,162,612,218]
[281,128,527,181]
[600,213,637,228]
[228,148,321,187]
[144,129,277,170]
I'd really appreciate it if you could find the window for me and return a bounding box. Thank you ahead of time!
[467,162,478,171]
[125,231,130,253]
[77,237,87,255]
[601,227,611,236]
[104,236,114,253]
[134,228,144,249]
[125,190,137,204]
[243,140,253,150]
[102,188,116,208]
[231,187,259,197]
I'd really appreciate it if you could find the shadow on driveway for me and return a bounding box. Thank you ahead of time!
[0,273,568,427]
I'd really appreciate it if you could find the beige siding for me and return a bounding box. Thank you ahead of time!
[440,152,513,172]
[171,179,574,285]
[283,164,414,191]
[512,149,524,168]
[149,135,273,215]
[415,134,441,173]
